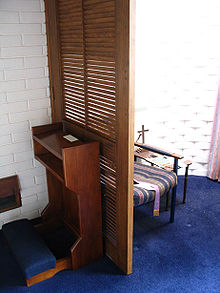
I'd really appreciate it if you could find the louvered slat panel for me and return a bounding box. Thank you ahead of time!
[84,3,116,137]
[82,0,117,243]
[100,155,117,244]
[58,0,85,126]
[85,1,114,13]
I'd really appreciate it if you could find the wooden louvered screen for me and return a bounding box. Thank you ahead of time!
[59,0,117,140]
[45,0,135,274]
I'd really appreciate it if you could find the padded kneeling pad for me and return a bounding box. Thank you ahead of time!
[2,219,56,279]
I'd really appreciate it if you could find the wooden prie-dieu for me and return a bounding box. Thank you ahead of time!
[29,122,103,286]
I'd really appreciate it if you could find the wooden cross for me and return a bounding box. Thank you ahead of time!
[137,125,149,144]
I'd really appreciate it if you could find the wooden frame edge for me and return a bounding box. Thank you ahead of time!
[26,257,72,287]
[44,0,63,122]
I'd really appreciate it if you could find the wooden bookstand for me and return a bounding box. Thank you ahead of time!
[30,122,103,286]
[0,175,21,213]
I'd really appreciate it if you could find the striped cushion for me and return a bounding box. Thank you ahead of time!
[134,162,177,207]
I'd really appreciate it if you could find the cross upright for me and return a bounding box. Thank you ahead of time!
[137,125,149,144]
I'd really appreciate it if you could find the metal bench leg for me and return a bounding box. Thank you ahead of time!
[183,165,189,204]
[166,190,170,211]
[170,185,177,223]
[170,157,178,223]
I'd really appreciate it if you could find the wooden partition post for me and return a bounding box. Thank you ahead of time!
[115,0,135,274]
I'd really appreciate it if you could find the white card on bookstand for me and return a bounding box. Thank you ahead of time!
[63,134,78,142]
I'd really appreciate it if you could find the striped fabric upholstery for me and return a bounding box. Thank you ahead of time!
[134,162,177,207]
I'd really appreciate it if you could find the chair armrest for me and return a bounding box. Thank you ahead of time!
[134,142,183,159]
[184,160,192,166]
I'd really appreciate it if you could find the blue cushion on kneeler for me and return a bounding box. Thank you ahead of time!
[134,162,177,207]
[2,219,56,279]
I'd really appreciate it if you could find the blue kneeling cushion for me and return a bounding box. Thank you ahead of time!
[2,219,56,279]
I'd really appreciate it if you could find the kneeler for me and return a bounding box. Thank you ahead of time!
[133,162,177,222]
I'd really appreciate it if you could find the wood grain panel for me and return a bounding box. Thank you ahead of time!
[44,0,63,121]
[115,0,135,274]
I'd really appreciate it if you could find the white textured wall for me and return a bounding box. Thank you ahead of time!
[135,0,220,176]
[0,0,51,228]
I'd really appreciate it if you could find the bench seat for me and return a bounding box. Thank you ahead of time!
[134,162,177,207]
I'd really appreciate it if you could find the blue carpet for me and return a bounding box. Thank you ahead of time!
[0,176,219,293]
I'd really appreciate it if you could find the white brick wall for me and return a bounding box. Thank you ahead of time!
[135,0,220,176]
[0,0,51,228]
